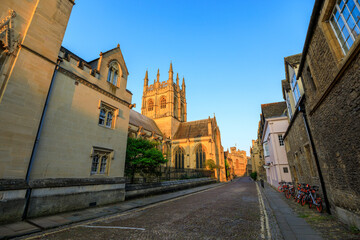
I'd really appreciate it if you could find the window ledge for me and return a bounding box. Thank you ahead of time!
[98,124,114,130]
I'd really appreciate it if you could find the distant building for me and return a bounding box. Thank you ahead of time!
[227,147,247,177]
[246,157,252,176]
[260,102,292,188]
[250,139,263,176]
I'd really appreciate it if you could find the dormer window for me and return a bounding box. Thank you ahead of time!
[290,72,301,105]
[107,61,120,87]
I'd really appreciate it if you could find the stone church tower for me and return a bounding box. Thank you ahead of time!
[141,63,187,138]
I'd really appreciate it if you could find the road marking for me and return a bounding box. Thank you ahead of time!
[80,225,145,230]
[256,183,271,239]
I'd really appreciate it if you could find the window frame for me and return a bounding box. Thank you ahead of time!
[174,147,185,169]
[290,72,301,105]
[285,91,293,119]
[278,135,285,146]
[263,142,270,157]
[107,61,120,87]
[91,148,112,175]
[195,144,206,169]
[148,99,154,111]
[329,0,360,54]
[160,97,166,109]
[98,102,117,129]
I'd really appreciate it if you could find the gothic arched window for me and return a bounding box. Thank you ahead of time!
[0,42,7,73]
[174,97,178,118]
[107,61,120,87]
[148,99,154,111]
[195,145,206,169]
[181,104,185,121]
[174,147,185,169]
[160,97,166,109]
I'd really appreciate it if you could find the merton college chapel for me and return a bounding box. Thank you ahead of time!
[129,64,226,182]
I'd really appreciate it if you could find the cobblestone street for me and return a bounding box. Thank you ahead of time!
[21,178,262,240]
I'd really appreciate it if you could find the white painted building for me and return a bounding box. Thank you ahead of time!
[261,102,292,188]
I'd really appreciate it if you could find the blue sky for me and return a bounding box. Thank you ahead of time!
[62,0,315,154]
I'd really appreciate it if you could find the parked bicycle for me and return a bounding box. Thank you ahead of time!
[301,185,323,213]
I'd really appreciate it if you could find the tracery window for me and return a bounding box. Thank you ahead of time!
[195,145,206,169]
[107,61,120,86]
[160,97,166,109]
[148,99,154,111]
[174,147,185,169]
[98,102,116,128]
[91,148,112,175]
[330,0,360,54]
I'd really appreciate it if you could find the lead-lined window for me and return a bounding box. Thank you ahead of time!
[330,0,360,54]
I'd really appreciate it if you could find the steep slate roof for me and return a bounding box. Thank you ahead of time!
[261,101,287,118]
[281,79,291,99]
[284,53,302,66]
[173,119,210,140]
[129,110,162,135]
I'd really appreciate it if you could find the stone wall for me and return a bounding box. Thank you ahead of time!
[301,11,360,228]
[125,178,216,200]
[284,111,320,189]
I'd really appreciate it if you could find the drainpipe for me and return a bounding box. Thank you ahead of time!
[22,58,62,220]
[299,101,331,214]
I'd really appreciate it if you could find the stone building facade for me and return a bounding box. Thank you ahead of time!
[227,147,247,177]
[250,139,263,177]
[282,54,321,190]
[0,0,74,223]
[293,0,360,228]
[0,0,133,222]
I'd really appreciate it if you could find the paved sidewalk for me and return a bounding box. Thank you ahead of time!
[259,182,323,240]
[0,182,223,240]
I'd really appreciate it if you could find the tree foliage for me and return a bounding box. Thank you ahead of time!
[125,138,167,182]
[206,159,222,170]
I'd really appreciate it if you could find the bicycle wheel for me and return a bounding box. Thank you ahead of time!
[278,186,282,192]
[285,191,290,199]
[301,196,307,206]
[316,199,323,213]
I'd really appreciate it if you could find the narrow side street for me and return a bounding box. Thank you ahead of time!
[13,177,358,240]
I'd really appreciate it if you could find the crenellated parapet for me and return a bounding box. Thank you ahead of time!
[59,47,100,79]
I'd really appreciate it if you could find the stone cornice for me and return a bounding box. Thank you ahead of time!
[58,66,131,108]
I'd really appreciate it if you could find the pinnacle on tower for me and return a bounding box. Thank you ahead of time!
[144,70,149,86]
[157,69,160,82]
[182,77,185,89]
[176,73,179,86]
[168,62,174,83]
[169,62,173,72]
